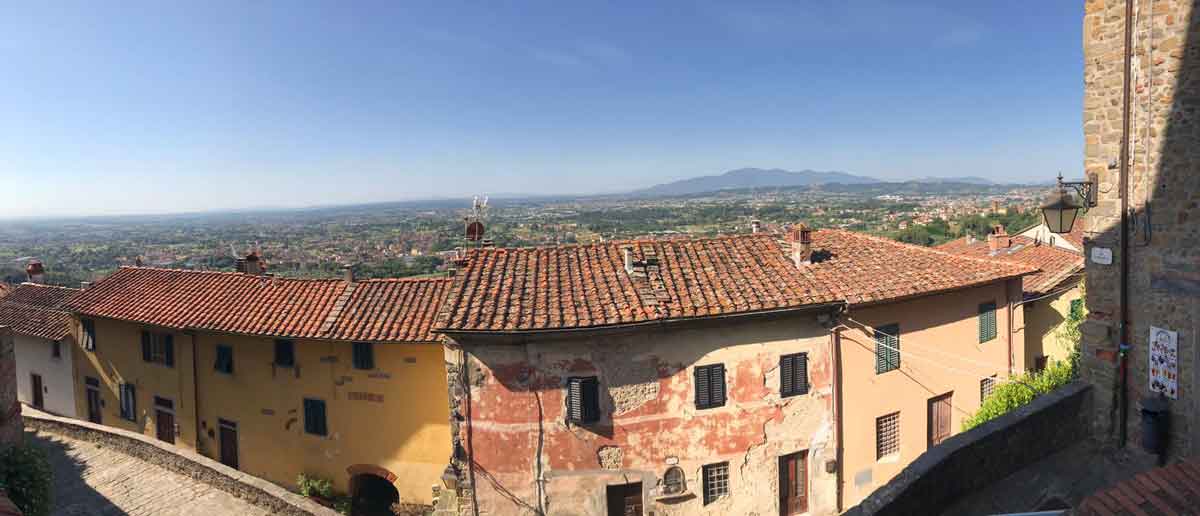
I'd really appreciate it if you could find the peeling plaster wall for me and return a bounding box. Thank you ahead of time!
[448,313,839,516]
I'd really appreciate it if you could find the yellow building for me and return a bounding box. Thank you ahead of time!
[63,264,452,510]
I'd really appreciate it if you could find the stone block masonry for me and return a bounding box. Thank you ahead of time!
[0,329,21,446]
[1080,0,1200,459]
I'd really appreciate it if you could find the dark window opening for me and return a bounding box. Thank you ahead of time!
[274,339,295,367]
[352,342,374,370]
[119,383,136,422]
[780,353,810,397]
[694,364,726,410]
[214,345,234,374]
[304,398,327,436]
[82,319,96,351]
[566,376,600,424]
[141,331,174,367]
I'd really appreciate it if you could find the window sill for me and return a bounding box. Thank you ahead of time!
[654,490,695,503]
[876,454,900,464]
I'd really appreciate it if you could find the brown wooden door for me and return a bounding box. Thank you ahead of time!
[156,410,175,444]
[606,482,642,516]
[30,374,44,409]
[86,388,102,424]
[779,451,808,515]
[928,392,953,447]
[219,420,238,469]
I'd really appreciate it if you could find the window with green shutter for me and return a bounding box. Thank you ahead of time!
[780,353,809,397]
[352,342,374,370]
[566,376,600,424]
[694,364,726,409]
[979,302,997,343]
[303,398,327,436]
[875,324,900,374]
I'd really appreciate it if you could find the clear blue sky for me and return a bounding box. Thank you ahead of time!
[1,1,1083,217]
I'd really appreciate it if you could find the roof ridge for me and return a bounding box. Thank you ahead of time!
[17,282,80,291]
[822,229,1038,274]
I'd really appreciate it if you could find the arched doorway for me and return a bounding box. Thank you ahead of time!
[350,473,399,516]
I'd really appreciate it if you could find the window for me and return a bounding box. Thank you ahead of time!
[780,353,809,397]
[979,302,997,343]
[566,376,600,424]
[702,462,729,505]
[875,324,900,374]
[51,341,61,359]
[141,331,174,367]
[1070,298,1084,319]
[274,339,295,367]
[303,398,327,436]
[980,376,997,402]
[876,412,900,459]
[694,364,726,410]
[81,319,96,351]
[119,383,136,422]
[214,345,234,374]
[154,396,173,409]
[662,467,686,496]
[352,342,374,370]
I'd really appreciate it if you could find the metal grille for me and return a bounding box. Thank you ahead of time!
[876,412,900,459]
[662,467,685,495]
[702,462,729,505]
[980,376,997,401]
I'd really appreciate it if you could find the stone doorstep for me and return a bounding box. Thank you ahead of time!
[20,405,339,516]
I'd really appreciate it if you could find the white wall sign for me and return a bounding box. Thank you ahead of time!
[1091,247,1113,265]
[1149,326,1178,399]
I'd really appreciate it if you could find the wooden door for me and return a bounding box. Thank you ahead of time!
[219,420,238,469]
[86,388,102,424]
[779,451,808,515]
[606,482,642,516]
[156,410,175,444]
[31,374,44,409]
[928,392,953,447]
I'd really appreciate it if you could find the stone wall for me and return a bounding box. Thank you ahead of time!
[0,329,21,446]
[844,382,1093,516]
[23,409,339,516]
[1080,0,1200,458]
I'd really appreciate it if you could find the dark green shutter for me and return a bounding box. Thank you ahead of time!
[781,355,795,396]
[304,399,326,436]
[567,378,583,422]
[797,353,809,394]
[582,377,599,422]
[712,364,726,407]
[164,334,174,367]
[141,331,151,362]
[695,367,710,408]
[979,303,997,343]
[876,324,900,373]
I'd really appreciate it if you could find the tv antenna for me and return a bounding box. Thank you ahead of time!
[464,195,489,247]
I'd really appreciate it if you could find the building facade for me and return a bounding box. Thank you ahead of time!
[1079,0,1200,457]
[438,229,1032,515]
[63,266,454,508]
[0,283,79,418]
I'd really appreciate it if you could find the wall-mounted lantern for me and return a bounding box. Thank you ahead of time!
[1040,172,1097,234]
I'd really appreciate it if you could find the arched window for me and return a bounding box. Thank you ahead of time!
[662,466,686,495]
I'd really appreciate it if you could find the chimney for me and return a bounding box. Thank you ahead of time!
[25,261,45,284]
[987,225,1011,252]
[786,224,813,267]
[623,247,635,274]
[80,281,91,290]
[343,264,356,283]
[241,252,265,275]
[750,219,762,234]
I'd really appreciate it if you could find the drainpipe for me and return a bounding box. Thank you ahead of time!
[1117,0,1134,449]
[831,326,845,513]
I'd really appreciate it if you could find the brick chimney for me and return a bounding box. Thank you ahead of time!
[343,264,356,283]
[25,261,45,284]
[987,225,1011,252]
[786,224,813,267]
[750,219,762,234]
[237,252,266,275]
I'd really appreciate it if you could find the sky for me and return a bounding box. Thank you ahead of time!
[0,1,1084,218]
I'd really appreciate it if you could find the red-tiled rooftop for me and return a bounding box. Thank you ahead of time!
[438,229,1035,333]
[1077,457,1200,516]
[0,283,79,341]
[938,234,1084,295]
[65,267,449,343]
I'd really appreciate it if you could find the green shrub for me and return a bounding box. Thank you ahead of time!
[0,444,54,516]
[296,473,334,499]
[962,359,1075,431]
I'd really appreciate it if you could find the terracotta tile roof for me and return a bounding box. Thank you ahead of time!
[0,283,79,341]
[1077,457,1200,516]
[2,283,77,308]
[64,267,449,343]
[438,230,1035,333]
[937,235,1084,295]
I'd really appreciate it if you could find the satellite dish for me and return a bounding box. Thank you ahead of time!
[466,221,486,242]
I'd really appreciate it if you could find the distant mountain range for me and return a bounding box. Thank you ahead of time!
[634,168,879,196]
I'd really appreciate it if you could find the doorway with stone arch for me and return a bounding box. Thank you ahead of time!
[347,464,399,516]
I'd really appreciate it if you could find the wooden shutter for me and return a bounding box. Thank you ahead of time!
[568,378,583,422]
[164,334,174,367]
[979,303,997,342]
[695,367,710,408]
[581,377,599,423]
[876,325,900,373]
[712,364,726,407]
[141,331,152,362]
[796,354,808,394]
[781,355,795,396]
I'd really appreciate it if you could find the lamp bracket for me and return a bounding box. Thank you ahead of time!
[1057,172,1098,208]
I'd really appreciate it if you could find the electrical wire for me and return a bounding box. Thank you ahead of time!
[843,316,1022,375]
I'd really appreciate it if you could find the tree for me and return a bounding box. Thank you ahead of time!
[896,226,933,246]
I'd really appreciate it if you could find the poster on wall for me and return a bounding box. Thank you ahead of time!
[1149,326,1178,399]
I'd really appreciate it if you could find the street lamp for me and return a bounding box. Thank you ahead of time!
[1040,172,1097,234]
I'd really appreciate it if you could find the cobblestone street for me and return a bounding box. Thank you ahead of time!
[27,429,272,516]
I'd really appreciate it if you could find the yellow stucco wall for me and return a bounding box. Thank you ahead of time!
[71,317,451,504]
[1021,280,1082,370]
